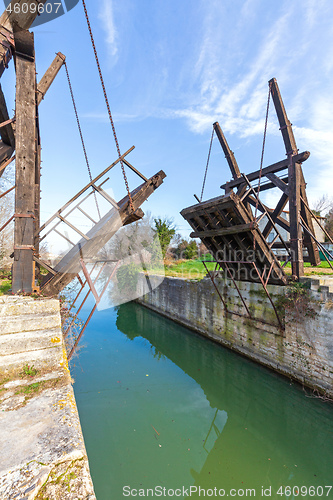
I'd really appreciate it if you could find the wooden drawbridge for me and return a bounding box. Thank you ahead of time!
[0,0,166,296]
[39,164,165,296]
[181,78,333,329]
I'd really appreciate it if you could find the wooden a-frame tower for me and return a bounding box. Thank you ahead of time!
[0,0,166,295]
[0,0,66,293]
[182,78,321,285]
[181,78,330,328]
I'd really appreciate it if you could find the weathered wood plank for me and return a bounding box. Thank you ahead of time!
[0,51,66,177]
[181,192,236,218]
[288,161,304,277]
[34,97,41,255]
[220,151,309,191]
[0,84,15,147]
[253,175,289,193]
[0,141,13,163]
[213,122,241,180]
[12,30,36,293]
[269,78,298,155]
[262,193,289,239]
[122,158,148,182]
[246,195,290,233]
[190,222,258,239]
[37,52,65,105]
[37,146,135,235]
[265,172,289,195]
[269,77,319,269]
[300,180,321,266]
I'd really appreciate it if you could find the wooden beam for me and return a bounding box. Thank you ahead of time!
[247,195,290,233]
[122,158,148,182]
[213,122,241,180]
[37,52,65,105]
[0,141,13,163]
[34,86,41,255]
[33,255,56,275]
[0,52,66,178]
[300,181,321,266]
[190,222,258,239]
[288,161,304,277]
[12,30,36,293]
[253,175,289,193]
[269,77,319,267]
[220,151,309,190]
[37,146,135,234]
[0,155,15,180]
[262,193,289,239]
[92,183,119,209]
[269,78,298,155]
[0,85,15,147]
[58,215,90,241]
[265,172,289,195]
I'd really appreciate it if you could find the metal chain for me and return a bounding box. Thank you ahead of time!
[253,81,271,250]
[200,128,214,202]
[64,60,101,220]
[81,0,135,212]
[255,82,271,220]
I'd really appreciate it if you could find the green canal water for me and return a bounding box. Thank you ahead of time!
[70,301,333,500]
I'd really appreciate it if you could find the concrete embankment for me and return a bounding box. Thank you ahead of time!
[0,295,96,500]
[137,274,333,397]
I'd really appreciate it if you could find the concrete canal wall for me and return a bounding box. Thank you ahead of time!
[0,295,96,500]
[137,274,333,398]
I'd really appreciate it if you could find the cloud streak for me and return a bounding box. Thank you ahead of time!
[98,0,118,59]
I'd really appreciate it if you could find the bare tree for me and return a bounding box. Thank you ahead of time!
[313,195,333,216]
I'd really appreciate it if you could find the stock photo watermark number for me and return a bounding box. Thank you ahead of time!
[6,2,61,14]
[3,0,79,26]
[122,485,333,497]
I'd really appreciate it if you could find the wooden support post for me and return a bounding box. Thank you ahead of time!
[34,78,41,257]
[270,78,320,268]
[0,51,66,179]
[269,78,306,278]
[288,159,304,278]
[12,30,36,293]
[0,84,15,147]
[37,52,65,105]
[213,122,241,180]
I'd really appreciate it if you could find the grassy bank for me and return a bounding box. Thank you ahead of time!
[0,270,11,295]
[157,259,333,280]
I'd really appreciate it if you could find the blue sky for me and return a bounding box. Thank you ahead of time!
[3,0,333,247]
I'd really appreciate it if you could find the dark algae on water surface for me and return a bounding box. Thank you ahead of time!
[71,301,333,499]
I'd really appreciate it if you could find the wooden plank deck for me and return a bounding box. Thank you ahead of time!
[181,191,287,286]
[41,170,166,296]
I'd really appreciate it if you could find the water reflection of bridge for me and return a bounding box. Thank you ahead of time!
[116,301,333,494]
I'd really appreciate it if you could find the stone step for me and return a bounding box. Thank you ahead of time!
[0,312,61,335]
[0,345,65,373]
[0,297,60,318]
[300,276,333,294]
[0,327,62,356]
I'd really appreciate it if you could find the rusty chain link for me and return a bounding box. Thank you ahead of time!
[200,127,214,202]
[64,60,101,220]
[81,0,135,213]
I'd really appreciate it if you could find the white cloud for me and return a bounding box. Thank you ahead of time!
[99,0,118,58]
